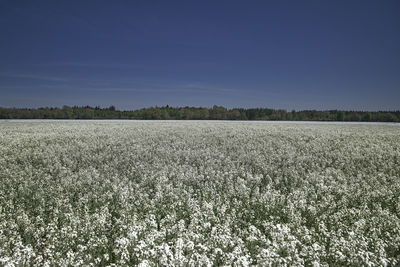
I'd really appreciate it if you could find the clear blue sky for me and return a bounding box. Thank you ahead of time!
[0,0,399,111]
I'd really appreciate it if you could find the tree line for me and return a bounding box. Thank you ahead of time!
[0,105,399,122]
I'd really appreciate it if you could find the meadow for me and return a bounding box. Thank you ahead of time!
[0,121,399,266]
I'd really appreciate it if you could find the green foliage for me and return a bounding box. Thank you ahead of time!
[0,106,399,122]
[337,111,344,121]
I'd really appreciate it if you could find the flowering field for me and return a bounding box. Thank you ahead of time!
[0,121,399,266]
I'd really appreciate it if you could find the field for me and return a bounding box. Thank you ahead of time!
[0,121,399,266]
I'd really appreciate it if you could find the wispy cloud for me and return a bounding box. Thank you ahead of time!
[0,72,69,82]
[0,71,244,96]
[86,87,171,93]
[35,62,146,69]
[181,82,241,94]
[87,82,242,94]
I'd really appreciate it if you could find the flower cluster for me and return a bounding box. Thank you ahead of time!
[0,121,399,266]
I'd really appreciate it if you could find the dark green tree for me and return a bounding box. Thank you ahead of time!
[337,111,344,121]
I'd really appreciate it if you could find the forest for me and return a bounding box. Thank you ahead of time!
[0,105,399,122]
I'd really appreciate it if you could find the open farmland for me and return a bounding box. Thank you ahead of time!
[0,121,399,266]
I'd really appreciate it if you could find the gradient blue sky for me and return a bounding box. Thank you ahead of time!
[0,0,399,110]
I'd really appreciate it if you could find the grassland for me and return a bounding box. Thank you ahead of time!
[0,121,399,266]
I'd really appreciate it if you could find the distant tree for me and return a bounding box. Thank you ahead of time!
[228,109,242,120]
[347,112,361,121]
[210,106,228,120]
[378,112,398,122]
[62,106,73,119]
[362,112,372,122]
[291,110,296,120]
[246,109,257,120]
[337,111,344,121]
[0,105,399,122]
[159,109,170,120]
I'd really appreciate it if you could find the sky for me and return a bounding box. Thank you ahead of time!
[0,0,399,111]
